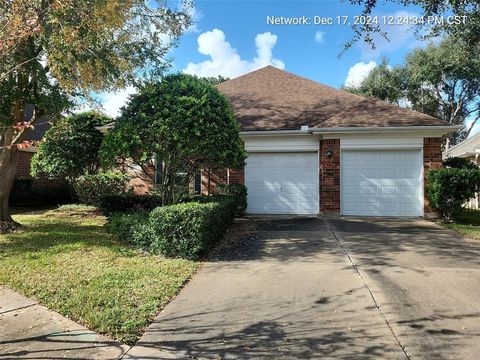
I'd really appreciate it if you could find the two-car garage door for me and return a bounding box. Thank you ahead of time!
[341,150,422,217]
[244,149,422,216]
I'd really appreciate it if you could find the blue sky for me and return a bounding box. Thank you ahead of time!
[100,0,432,117]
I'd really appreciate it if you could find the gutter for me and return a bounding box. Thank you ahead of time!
[240,125,461,137]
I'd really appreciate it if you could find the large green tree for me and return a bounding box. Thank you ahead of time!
[343,58,404,105]
[31,112,111,179]
[345,38,480,145]
[0,0,191,231]
[101,73,246,205]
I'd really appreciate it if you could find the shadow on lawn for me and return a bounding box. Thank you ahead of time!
[0,215,119,258]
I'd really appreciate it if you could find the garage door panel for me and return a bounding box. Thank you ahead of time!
[341,150,422,217]
[360,184,378,195]
[246,152,319,214]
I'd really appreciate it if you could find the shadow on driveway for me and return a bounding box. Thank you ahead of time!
[127,216,406,359]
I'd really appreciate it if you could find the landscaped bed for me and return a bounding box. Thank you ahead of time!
[0,205,199,345]
[443,209,480,241]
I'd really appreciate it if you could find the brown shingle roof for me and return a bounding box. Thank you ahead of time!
[217,65,448,131]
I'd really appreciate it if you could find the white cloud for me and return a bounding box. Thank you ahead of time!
[183,29,285,78]
[314,31,325,44]
[181,1,202,33]
[344,61,377,88]
[99,86,137,118]
[358,10,419,59]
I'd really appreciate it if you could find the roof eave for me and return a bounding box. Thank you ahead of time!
[241,125,460,137]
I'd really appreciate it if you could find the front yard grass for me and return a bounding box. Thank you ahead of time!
[0,205,199,345]
[443,209,480,241]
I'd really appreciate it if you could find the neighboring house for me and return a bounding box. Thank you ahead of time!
[444,133,480,209]
[11,111,71,205]
[15,113,55,187]
[444,132,480,163]
[200,66,457,217]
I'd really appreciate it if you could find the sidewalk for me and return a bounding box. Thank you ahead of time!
[0,286,128,359]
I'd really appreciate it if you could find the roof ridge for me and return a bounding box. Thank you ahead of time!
[217,65,277,87]
[268,66,369,103]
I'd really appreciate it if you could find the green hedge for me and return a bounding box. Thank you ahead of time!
[72,171,130,206]
[427,167,480,220]
[217,183,247,217]
[107,196,236,260]
[107,211,154,249]
[100,193,163,215]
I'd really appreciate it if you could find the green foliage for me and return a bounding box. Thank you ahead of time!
[403,38,480,143]
[72,171,130,206]
[148,199,235,259]
[200,75,230,86]
[1,1,191,97]
[217,183,248,217]
[101,73,246,205]
[31,112,111,179]
[443,157,478,170]
[344,38,480,145]
[343,58,404,105]
[427,168,480,220]
[107,196,236,260]
[99,194,163,215]
[107,211,153,249]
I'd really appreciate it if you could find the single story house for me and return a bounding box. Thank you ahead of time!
[11,108,71,205]
[201,66,457,217]
[16,117,50,180]
[444,132,480,163]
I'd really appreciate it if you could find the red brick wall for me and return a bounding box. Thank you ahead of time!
[201,169,228,195]
[16,151,34,178]
[228,168,244,185]
[320,139,340,213]
[15,150,68,192]
[423,137,443,216]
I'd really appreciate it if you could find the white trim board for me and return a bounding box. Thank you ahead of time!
[244,135,320,152]
[340,137,423,150]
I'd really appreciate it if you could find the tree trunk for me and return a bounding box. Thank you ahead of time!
[0,127,20,232]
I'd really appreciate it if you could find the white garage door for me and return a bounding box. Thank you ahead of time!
[245,152,319,214]
[341,150,422,217]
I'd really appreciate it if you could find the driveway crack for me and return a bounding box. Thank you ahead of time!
[326,219,412,360]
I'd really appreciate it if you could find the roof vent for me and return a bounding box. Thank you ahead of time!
[301,125,309,131]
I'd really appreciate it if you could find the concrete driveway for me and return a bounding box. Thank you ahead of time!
[126,217,480,360]
[329,217,480,360]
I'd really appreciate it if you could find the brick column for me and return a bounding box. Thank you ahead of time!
[320,139,340,213]
[423,137,442,217]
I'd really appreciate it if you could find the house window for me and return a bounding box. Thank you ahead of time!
[194,171,201,194]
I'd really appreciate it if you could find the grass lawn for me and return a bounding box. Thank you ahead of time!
[0,205,199,345]
[443,210,480,241]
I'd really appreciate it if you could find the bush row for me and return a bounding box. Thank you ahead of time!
[108,196,236,260]
[100,183,247,217]
[100,193,163,215]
